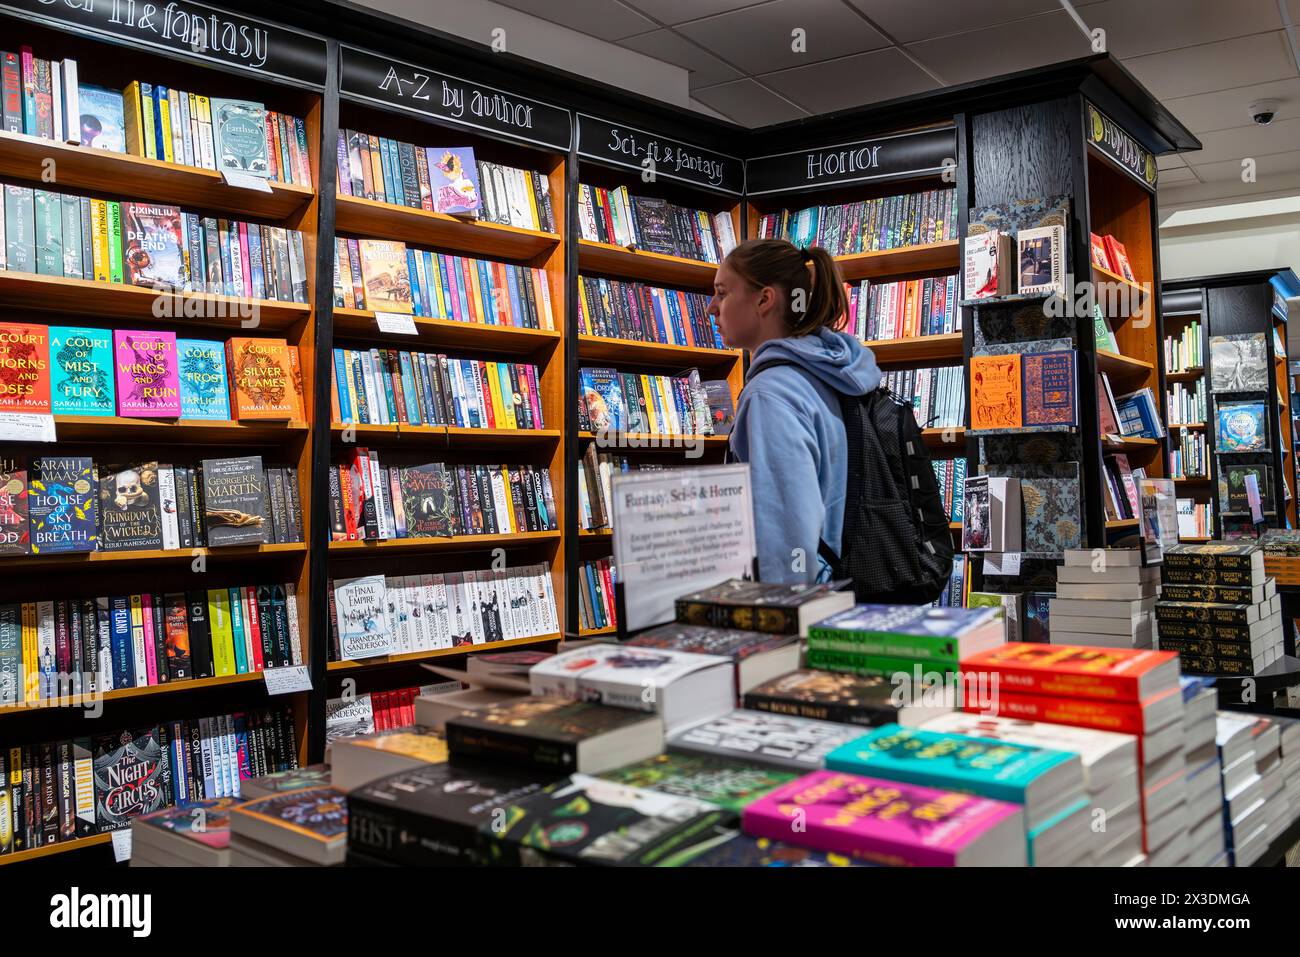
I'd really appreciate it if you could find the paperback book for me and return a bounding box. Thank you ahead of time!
[114,330,180,417]
[49,326,114,415]
[122,203,186,288]
[0,322,51,413]
[28,456,97,554]
[200,455,266,546]
[97,462,163,551]
[177,339,231,420]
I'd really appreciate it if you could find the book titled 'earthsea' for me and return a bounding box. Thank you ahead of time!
[114,329,180,417]
[741,769,1026,866]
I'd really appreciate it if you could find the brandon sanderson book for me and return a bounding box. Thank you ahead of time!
[225,337,297,419]
[114,329,180,417]
[49,326,114,415]
[333,574,393,660]
[0,321,51,413]
[0,456,29,555]
[177,338,231,420]
[200,455,267,547]
[28,456,97,554]
[92,727,171,832]
[97,462,163,551]
[122,203,186,288]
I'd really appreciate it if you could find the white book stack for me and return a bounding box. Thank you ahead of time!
[1143,708,1191,866]
[1049,549,1158,648]
[1180,677,1227,866]
[1266,715,1300,833]
[1215,712,1283,866]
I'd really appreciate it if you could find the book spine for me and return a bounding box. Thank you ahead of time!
[444,721,579,774]
[674,599,798,635]
[966,691,1147,735]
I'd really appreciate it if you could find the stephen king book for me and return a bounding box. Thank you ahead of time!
[114,329,180,417]
[225,337,296,419]
[92,727,170,831]
[28,456,97,554]
[0,322,51,413]
[97,462,163,551]
[200,455,267,547]
[122,202,186,288]
[49,325,114,416]
[177,338,231,420]
[0,456,28,555]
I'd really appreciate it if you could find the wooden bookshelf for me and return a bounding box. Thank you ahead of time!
[326,633,561,672]
[335,193,560,262]
[331,308,562,354]
[577,334,741,368]
[0,833,113,866]
[1097,349,1155,387]
[328,531,561,554]
[1,672,266,716]
[0,541,306,570]
[1166,368,1205,381]
[330,423,561,448]
[579,624,619,638]
[864,333,963,365]
[579,431,729,446]
[577,239,717,288]
[52,416,310,443]
[834,240,959,283]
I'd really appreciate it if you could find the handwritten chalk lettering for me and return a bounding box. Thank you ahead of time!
[807,145,881,181]
[470,88,534,130]
[609,127,641,159]
[59,0,275,69]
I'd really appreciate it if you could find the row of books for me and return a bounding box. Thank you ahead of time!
[328,564,559,661]
[970,350,1078,432]
[0,708,299,853]
[577,184,735,263]
[335,135,554,229]
[937,554,967,608]
[332,238,555,329]
[326,686,427,747]
[578,557,617,632]
[330,349,544,431]
[329,452,558,542]
[0,324,303,420]
[1104,380,1166,440]
[881,365,965,430]
[0,582,303,703]
[1102,453,1142,523]
[1166,320,1203,373]
[0,185,309,299]
[0,454,301,556]
[755,188,960,255]
[579,366,724,436]
[846,275,960,342]
[1170,430,1208,481]
[932,457,967,524]
[1088,231,1140,283]
[577,275,723,349]
[578,452,666,531]
[1177,500,1213,538]
[1167,380,1206,426]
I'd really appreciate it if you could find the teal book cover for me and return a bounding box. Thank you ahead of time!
[177,339,231,420]
[1026,796,1088,866]
[824,724,1076,806]
[49,326,115,416]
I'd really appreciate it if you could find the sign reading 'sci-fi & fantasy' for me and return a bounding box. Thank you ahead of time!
[1086,101,1157,191]
[577,114,744,196]
[5,0,327,87]
[341,46,572,152]
[746,126,956,195]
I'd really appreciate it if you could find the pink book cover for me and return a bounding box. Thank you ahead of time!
[524,365,543,428]
[238,222,253,299]
[741,770,1022,867]
[114,329,180,417]
[443,254,463,320]
[141,595,159,686]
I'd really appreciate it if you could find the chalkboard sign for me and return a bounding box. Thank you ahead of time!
[3,0,327,88]
[341,45,572,152]
[1085,101,1157,191]
[747,126,956,196]
[577,113,743,196]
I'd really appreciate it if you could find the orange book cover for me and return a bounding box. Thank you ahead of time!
[964,687,1166,736]
[0,322,51,413]
[969,353,1022,430]
[1102,235,1136,283]
[226,337,297,419]
[286,344,306,421]
[1089,232,1112,270]
[358,240,413,314]
[960,642,1178,702]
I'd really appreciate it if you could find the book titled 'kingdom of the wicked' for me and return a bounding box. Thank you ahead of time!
[28,456,97,554]
[97,461,163,551]
[114,329,180,417]
[122,202,186,288]
[92,727,171,831]
[0,321,51,413]
[49,326,114,415]
[200,455,266,547]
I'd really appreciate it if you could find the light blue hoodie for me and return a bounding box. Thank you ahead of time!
[730,327,882,584]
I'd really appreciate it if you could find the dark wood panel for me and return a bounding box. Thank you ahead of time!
[1207,283,1273,337]
[972,99,1074,208]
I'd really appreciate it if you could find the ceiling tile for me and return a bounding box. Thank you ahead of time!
[490,0,656,41]
[760,48,940,113]
[677,0,890,75]
[845,0,1060,44]
[690,77,808,126]
[1159,168,1300,208]
[622,0,766,25]
[906,11,1093,86]
[1120,31,1298,100]
[1182,147,1300,182]
[1182,116,1300,165]
[618,29,743,87]
[1082,0,1282,59]
[1164,76,1300,133]
[1156,166,1200,185]
[1158,153,1188,170]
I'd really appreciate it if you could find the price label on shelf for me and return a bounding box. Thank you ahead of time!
[221,169,274,193]
[263,665,312,695]
[111,829,133,863]
[0,413,56,442]
[984,552,1021,577]
[375,311,419,336]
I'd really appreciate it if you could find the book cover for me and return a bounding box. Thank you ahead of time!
[1226,464,1273,514]
[742,670,902,726]
[1209,334,1268,393]
[1102,235,1135,282]
[122,202,186,288]
[446,697,655,768]
[1021,349,1076,427]
[92,727,170,831]
[960,643,1178,702]
[1016,224,1065,296]
[225,338,295,419]
[703,380,735,435]
[209,98,269,177]
[429,147,481,216]
[630,196,675,254]
[333,574,393,660]
[0,322,50,413]
[134,796,237,848]
[28,456,97,554]
[229,786,348,844]
[97,462,163,551]
[969,354,1022,430]
[114,329,180,417]
[808,604,1001,661]
[0,456,28,555]
[596,753,796,814]
[1216,400,1267,452]
[200,455,266,547]
[400,463,460,537]
[668,709,862,771]
[1088,232,1112,271]
[49,325,114,415]
[358,240,413,313]
[177,338,231,420]
[76,84,125,152]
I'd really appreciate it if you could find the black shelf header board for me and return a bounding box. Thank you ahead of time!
[3,0,327,87]
[341,45,572,152]
[746,125,956,196]
[576,113,744,196]
[1085,100,1157,192]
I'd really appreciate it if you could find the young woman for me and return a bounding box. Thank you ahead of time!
[707,238,880,584]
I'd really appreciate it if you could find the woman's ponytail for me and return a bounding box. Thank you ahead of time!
[723,238,848,337]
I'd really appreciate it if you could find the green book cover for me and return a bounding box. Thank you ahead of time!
[1093,304,1117,352]
[34,189,63,276]
[807,605,999,662]
[107,201,124,284]
[597,753,796,814]
[207,589,235,677]
[49,326,115,415]
[227,587,248,674]
[4,185,35,273]
[806,647,956,678]
[61,194,83,279]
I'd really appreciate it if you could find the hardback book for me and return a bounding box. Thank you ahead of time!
[209,98,270,177]
[330,727,449,792]
[225,338,297,419]
[114,329,180,417]
[227,787,348,865]
[122,203,186,288]
[742,769,1026,866]
[0,322,51,413]
[445,697,664,775]
[429,147,481,216]
[97,461,163,551]
[1021,349,1077,426]
[626,623,801,694]
[528,643,733,732]
[49,326,114,415]
[1216,399,1267,452]
[807,604,1005,664]
[1102,235,1136,282]
[0,456,29,555]
[1226,464,1274,514]
[630,196,674,254]
[961,475,1021,552]
[400,463,460,537]
[667,708,864,771]
[132,797,237,866]
[1089,232,1113,271]
[703,380,735,435]
[92,727,170,831]
[76,83,125,152]
[28,456,97,554]
[176,338,231,420]
[1016,224,1065,296]
[333,574,393,660]
[674,579,855,636]
[969,353,1022,430]
[1209,333,1268,393]
[742,669,936,727]
[959,643,1180,702]
[963,229,1015,300]
[482,772,730,866]
[1164,542,1265,572]
[200,455,267,546]
[596,753,796,814]
[241,764,331,800]
[358,239,413,313]
[1115,388,1165,439]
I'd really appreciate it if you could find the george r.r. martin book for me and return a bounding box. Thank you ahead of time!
[200,455,266,547]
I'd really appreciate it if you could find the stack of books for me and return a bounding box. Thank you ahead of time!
[1157,544,1283,676]
[1214,712,1285,865]
[227,787,348,866]
[577,556,617,632]
[1269,715,1300,827]
[1049,549,1158,649]
[626,623,802,696]
[131,797,240,867]
[668,708,876,773]
[1180,677,1227,866]
[330,726,449,792]
[324,683,437,749]
[675,579,855,638]
[804,604,1004,678]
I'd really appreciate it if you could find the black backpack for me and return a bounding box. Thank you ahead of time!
[750,361,954,604]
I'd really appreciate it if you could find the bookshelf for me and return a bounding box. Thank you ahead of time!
[1160,285,1213,539]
